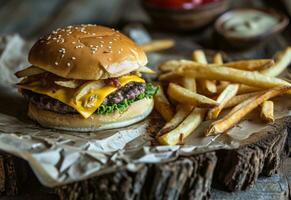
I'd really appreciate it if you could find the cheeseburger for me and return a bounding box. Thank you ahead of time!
[15,24,158,131]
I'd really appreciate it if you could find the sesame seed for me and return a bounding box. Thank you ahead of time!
[109,41,112,44]
[55,62,59,65]
[72,57,76,60]
[67,63,71,66]
[72,41,76,44]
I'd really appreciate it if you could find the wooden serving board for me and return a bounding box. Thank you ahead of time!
[0,116,290,200]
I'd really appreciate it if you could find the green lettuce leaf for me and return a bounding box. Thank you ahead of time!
[95,83,159,115]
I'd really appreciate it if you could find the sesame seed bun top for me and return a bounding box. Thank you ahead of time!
[28,24,147,80]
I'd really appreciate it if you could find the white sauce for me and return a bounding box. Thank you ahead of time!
[223,10,279,38]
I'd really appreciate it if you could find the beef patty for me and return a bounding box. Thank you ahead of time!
[23,82,146,114]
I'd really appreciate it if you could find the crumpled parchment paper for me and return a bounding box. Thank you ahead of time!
[0,35,290,187]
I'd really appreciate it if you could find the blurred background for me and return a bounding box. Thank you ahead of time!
[0,0,291,55]
[0,0,289,36]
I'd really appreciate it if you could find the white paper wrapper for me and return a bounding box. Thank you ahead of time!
[0,35,290,187]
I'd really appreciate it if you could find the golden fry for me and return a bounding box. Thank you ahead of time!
[260,47,291,76]
[158,60,188,72]
[154,84,175,121]
[167,83,218,108]
[237,85,261,94]
[158,108,206,145]
[174,60,291,88]
[158,104,193,136]
[198,79,217,94]
[260,101,274,123]
[141,39,175,52]
[207,84,239,120]
[206,86,291,136]
[223,59,274,71]
[193,50,217,94]
[158,71,180,81]
[159,58,274,72]
[192,50,208,64]
[181,77,196,92]
[224,91,263,109]
[213,53,223,64]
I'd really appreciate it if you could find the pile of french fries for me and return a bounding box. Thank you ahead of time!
[154,47,291,145]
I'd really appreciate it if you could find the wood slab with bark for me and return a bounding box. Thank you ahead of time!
[0,116,289,199]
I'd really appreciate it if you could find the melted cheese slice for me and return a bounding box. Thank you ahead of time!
[18,75,145,118]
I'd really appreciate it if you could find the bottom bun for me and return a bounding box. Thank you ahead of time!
[28,98,154,132]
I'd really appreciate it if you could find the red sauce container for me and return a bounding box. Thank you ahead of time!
[142,0,230,31]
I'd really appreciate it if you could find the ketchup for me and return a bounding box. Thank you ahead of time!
[145,0,221,9]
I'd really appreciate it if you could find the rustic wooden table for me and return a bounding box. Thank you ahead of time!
[0,0,290,199]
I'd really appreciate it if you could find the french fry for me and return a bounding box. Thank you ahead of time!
[224,91,263,109]
[192,50,208,64]
[198,79,217,94]
[213,53,224,64]
[223,59,274,71]
[158,71,180,81]
[159,58,274,72]
[159,59,199,72]
[167,83,218,108]
[260,47,291,76]
[213,53,230,92]
[207,84,239,119]
[179,51,199,93]
[158,108,206,145]
[237,85,261,94]
[154,84,175,121]
[216,82,230,94]
[206,86,291,136]
[158,104,193,136]
[141,39,175,52]
[260,101,274,123]
[193,50,217,94]
[181,77,196,92]
[15,66,45,78]
[174,60,291,88]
